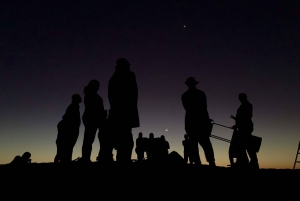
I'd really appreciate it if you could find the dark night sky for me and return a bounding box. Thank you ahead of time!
[0,1,299,168]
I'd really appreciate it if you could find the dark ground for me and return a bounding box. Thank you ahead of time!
[0,162,299,199]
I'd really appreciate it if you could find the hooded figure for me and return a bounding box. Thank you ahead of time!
[108,58,139,162]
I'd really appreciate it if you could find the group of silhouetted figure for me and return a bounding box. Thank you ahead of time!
[135,132,170,161]
[10,58,259,169]
[54,58,138,164]
[181,77,259,169]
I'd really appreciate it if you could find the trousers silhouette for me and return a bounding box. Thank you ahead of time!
[82,120,99,161]
[115,127,134,163]
[189,135,215,164]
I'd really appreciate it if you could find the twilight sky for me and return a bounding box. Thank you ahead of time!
[0,1,299,168]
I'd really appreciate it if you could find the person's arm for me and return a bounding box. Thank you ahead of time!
[181,94,188,111]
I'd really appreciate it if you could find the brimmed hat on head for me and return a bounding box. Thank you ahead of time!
[185,77,199,86]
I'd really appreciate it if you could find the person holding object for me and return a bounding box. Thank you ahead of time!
[181,77,216,166]
[231,93,259,169]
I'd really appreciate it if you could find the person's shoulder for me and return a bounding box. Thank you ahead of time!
[68,103,78,109]
[128,71,136,79]
[196,88,205,94]
[182,90,189,97]
[245,101,253,107]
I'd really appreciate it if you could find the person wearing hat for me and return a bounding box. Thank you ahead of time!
[108,58,140,163]
[181,77,216,166]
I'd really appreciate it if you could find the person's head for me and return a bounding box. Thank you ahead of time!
[138,132,143,138]
[239,93,248,103]
[116,58,130,71]
[72,94,82,103]
[149,133,154,139]
[84,80,100,94]
[185,77,199,88]
[184,134,188,139]
[161,135,165,140]
[21,152,31,160]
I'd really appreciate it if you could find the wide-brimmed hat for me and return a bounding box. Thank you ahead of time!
[185,77,199,86]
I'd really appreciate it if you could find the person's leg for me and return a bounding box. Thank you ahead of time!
[189,135,201,164]
[54,144,61,163]
[67,130,79,162]
[184,152,188,164]
[199,137,215,166]
[116,128,133,163]
[246,135,259,169]
[82,124,98,162]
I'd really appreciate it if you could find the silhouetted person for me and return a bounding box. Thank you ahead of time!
[231,93,259,169]
[135,132,147,161]
[182,134,192,164]
[54,94,82,163]
[228,127,249,168]
[108,58,139,163]
[11,152,31,164]
[81,80,106,162]
[181,77,216,166]
[147,133,155,160]
[160,135,170,157]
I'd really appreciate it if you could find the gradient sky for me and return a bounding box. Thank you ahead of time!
[1,1,299,168]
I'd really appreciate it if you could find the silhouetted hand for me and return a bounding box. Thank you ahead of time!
[230,115,236,120]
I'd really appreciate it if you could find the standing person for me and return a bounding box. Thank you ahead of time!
[147,133,154,160]
[160,135,170,158]
[182,134,192,164]
[81,80,106,162]
[135,132,146,161]
[54,94,82,163]
[181,77,216,167]
[108,58,140,163]
[231,93,259,169]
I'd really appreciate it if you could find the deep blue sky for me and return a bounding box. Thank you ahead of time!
[0,1,299,168]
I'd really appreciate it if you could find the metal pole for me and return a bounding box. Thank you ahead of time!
[213,122,232,129]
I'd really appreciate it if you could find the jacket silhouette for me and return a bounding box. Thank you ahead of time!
[55,94,81,163]
[108,58,139,162]
[231,93,259,169]
[81,80,106,162]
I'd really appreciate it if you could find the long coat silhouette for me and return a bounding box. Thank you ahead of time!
[108,58,139,162]
[108,67,139,128]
